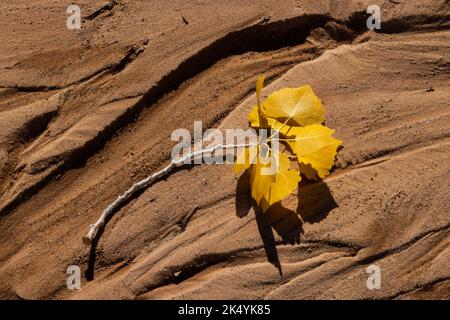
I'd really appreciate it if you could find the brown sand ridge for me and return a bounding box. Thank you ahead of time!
[0,0,449,299]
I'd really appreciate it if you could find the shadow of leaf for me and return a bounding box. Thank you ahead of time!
[297,180,338,223]
[235,172,338,277]
[266,203,303,245]
[235,170,252,218]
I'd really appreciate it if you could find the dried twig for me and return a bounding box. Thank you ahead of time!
[82,143,250,245]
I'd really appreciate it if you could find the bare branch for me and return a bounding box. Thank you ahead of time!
[82,143,250,245]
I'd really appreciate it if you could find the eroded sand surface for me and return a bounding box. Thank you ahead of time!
[0,0,449,299]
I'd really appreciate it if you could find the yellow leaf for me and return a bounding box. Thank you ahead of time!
[239,77,340,213]
[261,85,325,126]
[256,75,266,129]
[248,105,293,137]
[248,105,267,129]
[249,151,301,212]
[233,145,257,175]
[256,75,265,108]
[250,76,284,130]
[287,124,342,179]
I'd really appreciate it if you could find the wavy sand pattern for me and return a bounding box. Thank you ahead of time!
[0,0,449,299]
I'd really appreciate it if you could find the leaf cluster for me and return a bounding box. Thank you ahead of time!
[234,76,342,212]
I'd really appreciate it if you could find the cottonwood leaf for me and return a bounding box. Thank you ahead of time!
[237,76,341,213]
[234,150,300,212]
[248,106,293,137]
[251,152,300,212]
[261,85,325,126]
[248,105,281,128]
[233,145,257,175]
[286,124,342,179]
[249,75,286,131]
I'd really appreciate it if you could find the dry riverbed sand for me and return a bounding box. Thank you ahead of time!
[0,0,449,299]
